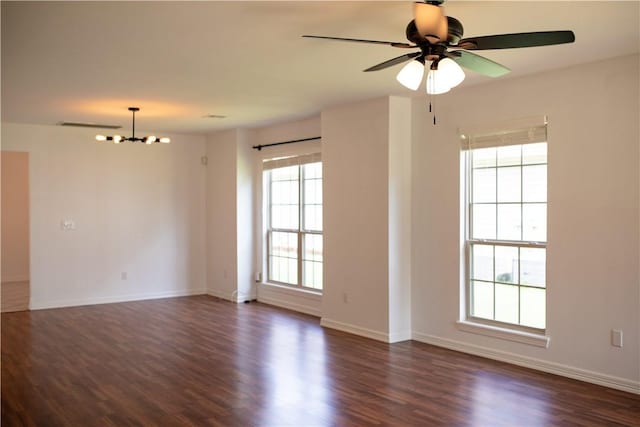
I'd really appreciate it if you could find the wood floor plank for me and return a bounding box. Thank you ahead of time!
[2,295,639,426]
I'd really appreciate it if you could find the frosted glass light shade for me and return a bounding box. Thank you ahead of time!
[437,58,465,88]
[426,70,451,95]
[396,60,425,90]
[413,3,448,41]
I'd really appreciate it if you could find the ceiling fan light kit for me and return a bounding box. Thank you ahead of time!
[303,0,575,94]
[426,66,452,95]
[426,58,465,94]
[396,58,426,90]
[95,107,170,145]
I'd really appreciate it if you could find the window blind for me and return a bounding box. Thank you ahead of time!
[460,116,547,149]
[262,152,321,171]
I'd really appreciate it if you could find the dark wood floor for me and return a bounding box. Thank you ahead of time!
[2,296,639,426]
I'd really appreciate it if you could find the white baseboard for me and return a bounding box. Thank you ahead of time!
[259,294,321,317]
[30,288,207,310]
[321,317,389,342]
[412,331,640,395]
[389,329,412,343]
[207,288,256,303]
[256,283,321,316]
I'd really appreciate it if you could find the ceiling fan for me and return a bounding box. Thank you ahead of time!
[303,0,575,94]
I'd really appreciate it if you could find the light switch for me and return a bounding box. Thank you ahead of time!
[61,219,76,230]
[612,329,623,348]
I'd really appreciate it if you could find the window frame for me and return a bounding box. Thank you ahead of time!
[462,130,548,334]
[264,157,322,292]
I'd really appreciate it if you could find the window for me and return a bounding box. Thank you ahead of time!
[463,124,547,330]
[264,154,322,291]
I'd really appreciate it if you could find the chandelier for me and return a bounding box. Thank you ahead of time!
[95,107,170,144]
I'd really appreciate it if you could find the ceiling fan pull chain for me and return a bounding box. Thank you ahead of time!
[428,97,437,125]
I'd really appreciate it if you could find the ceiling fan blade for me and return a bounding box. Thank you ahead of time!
[364,52,422,72]
[446,50,510,78]
[458,30,575,50]
[302,35,416,48]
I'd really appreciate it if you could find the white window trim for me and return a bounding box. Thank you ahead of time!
[261,149,322,292]
[460,117,549,338]
[255,139,321,289]
[456,320,550,348]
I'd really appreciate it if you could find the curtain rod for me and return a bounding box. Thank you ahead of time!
[252,136,321,151]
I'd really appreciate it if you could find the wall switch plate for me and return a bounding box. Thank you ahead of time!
[61,219,76,230]
[611,329,623,347]
[121,272,127,280]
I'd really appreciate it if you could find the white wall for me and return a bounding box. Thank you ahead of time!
[206,128,256,302]
[236,130,255,301]
[322,97,392,339]
[321,96,413,342]
[388,96,412,342]
[1,123,207,309]
[411,54,640,392]
[206,130,240,300]
[1,151,30,282]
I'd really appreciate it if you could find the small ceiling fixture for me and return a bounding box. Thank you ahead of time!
[95,107,170,144]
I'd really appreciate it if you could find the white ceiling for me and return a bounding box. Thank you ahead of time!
[2,1,639,135]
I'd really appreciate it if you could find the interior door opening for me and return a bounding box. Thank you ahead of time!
[1,151,30,312]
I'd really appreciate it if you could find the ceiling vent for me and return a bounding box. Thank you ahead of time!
[57,121,122,129]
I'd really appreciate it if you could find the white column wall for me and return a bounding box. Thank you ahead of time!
[388,96,412,342]
[321,97,392,340]
[206,130,240,300]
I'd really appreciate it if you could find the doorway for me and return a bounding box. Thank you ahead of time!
[1,151,30,312]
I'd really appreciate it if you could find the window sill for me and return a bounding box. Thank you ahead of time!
[456,320,550,348]
[258,282,322,298]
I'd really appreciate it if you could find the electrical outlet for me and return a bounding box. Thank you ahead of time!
[342,292,349,304]
[611,329,623,348]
